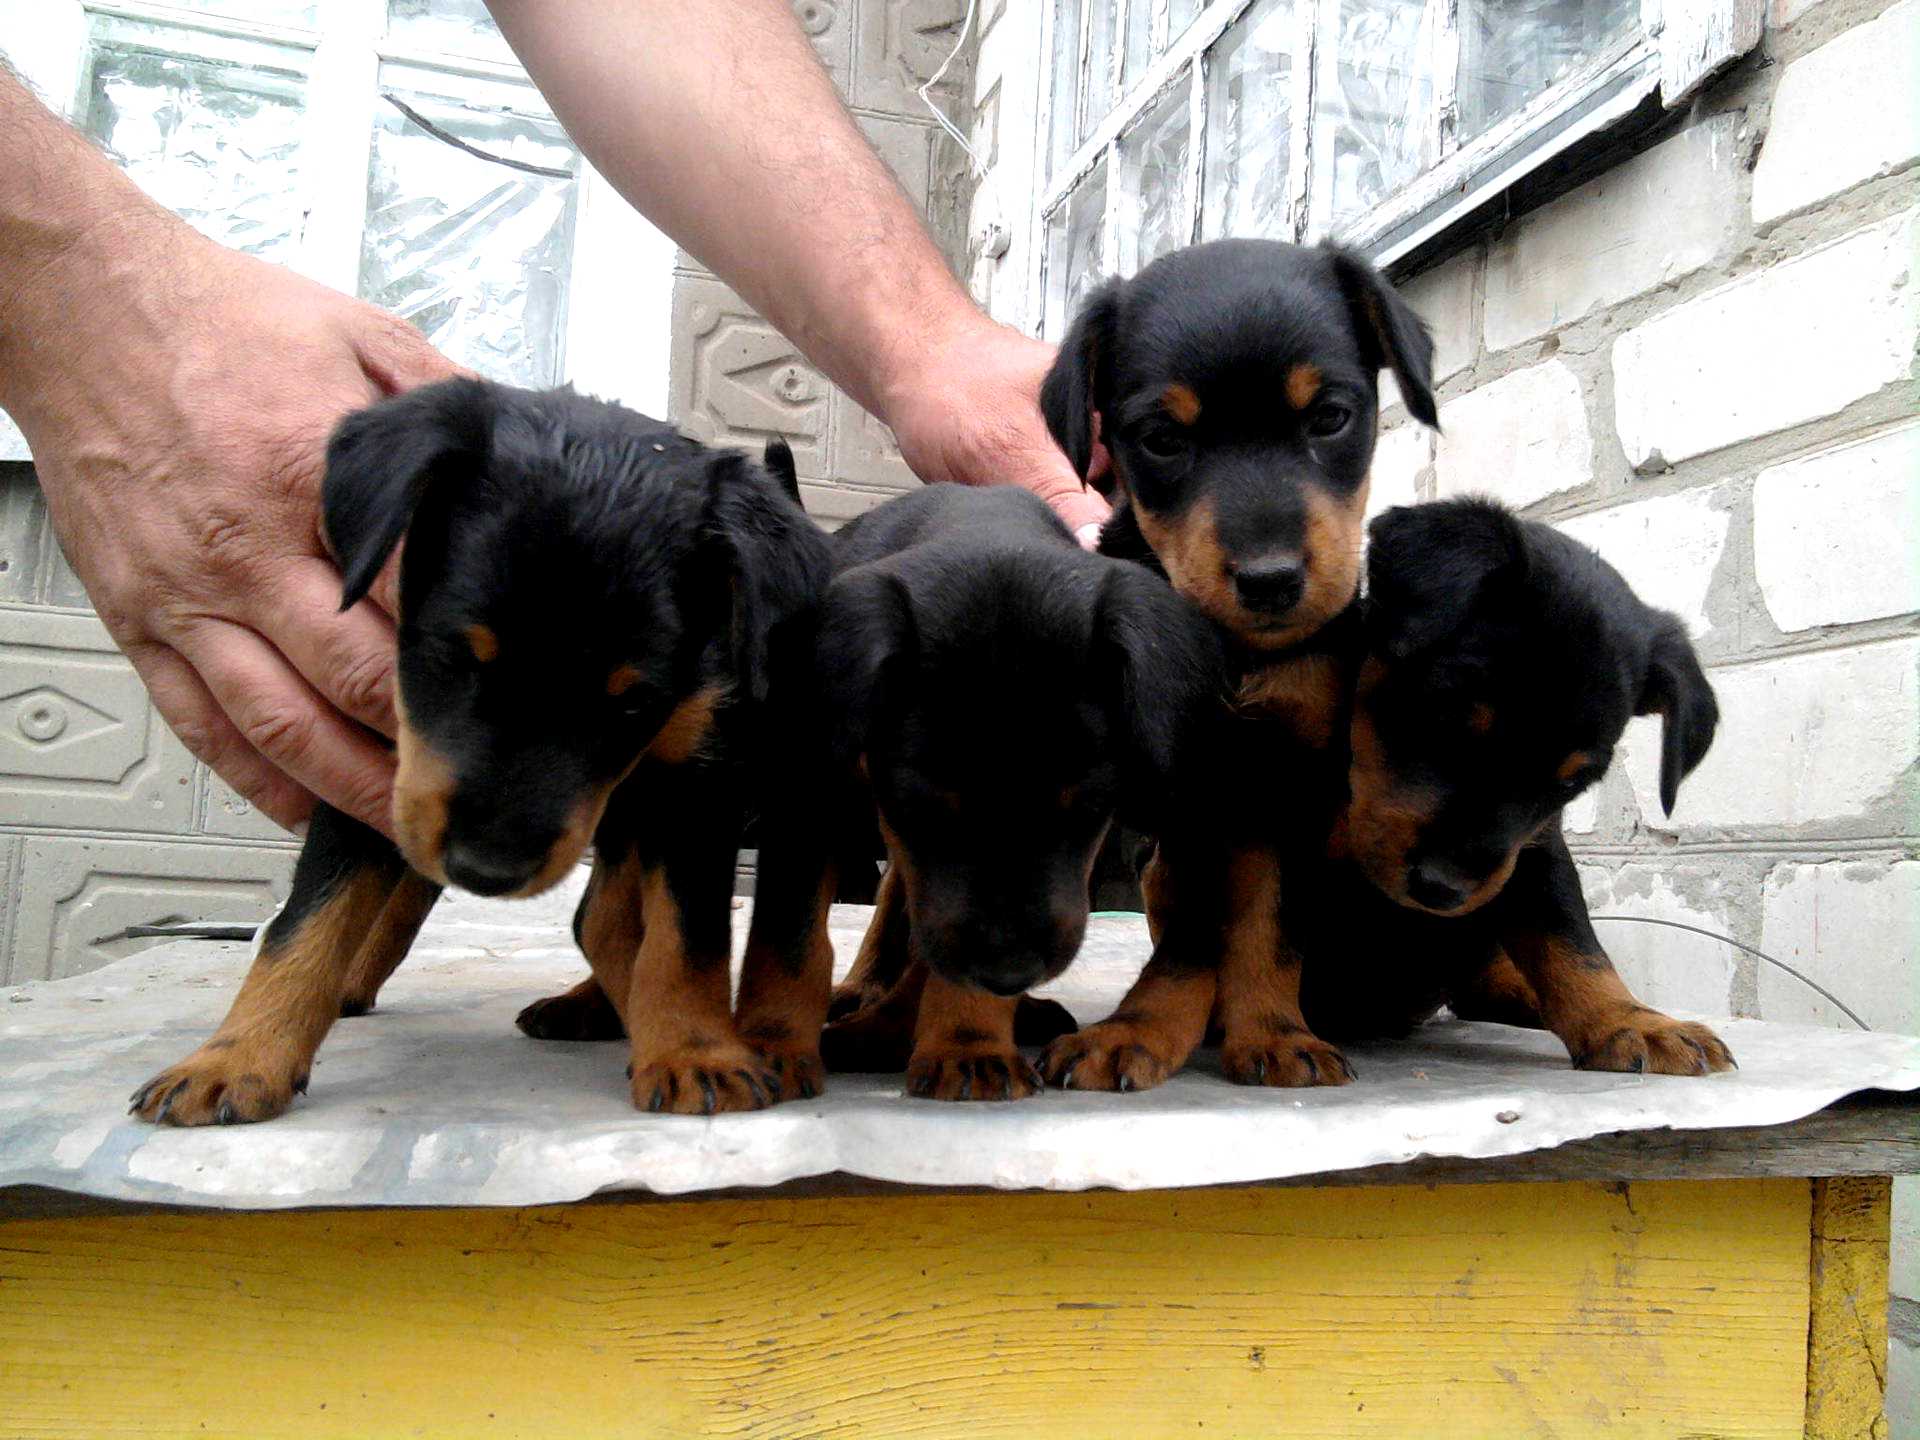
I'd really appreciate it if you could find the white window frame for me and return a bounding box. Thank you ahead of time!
[1025,0,1760,333]
[0,0,673,427]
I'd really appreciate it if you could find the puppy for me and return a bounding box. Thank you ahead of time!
[743,484,1222,1101]
[1035,239,1439,1092]
[1285,498,1733,1074]
[129,379,830,1124]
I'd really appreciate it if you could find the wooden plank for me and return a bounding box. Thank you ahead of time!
[1805,1176,1893,1439]
[0,1179,1812,1438]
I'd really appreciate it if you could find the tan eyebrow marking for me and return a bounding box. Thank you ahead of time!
[1285,363,1323,410]
[1161,383,1202,425]
[465,624,499,663]
[1556,750,1595,783]
[606,663,644,698]
[1467,702,1495,735]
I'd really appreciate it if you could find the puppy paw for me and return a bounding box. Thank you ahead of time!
[1221,1031,1355,1087]
[516,981,625,1041]
[1012,995,1079,1048]
[826,977,889,1024]
[820,1004,916,1074]
[1571,1009,1735,1076]
[629,1043,780,1115]
[905,1044,1043,1102]
[129,1040,309,1126]
[737,1023,827,1102]
[1041,1022,1182,1093]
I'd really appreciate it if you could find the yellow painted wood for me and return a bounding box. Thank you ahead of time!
[1805,1176,1893,1440]
[0,1179,1813,1439]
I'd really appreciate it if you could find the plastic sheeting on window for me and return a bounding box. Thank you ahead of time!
[1320,0,1440,224]
[1044,159,1108,339]
[1201,0,1291,243]
[80,21,308,264]
[1047,0,1084,180]
[360,71,579,387]
[1457,0,1638,141]
[385,0,517,65]
[166,1,320,29]
[1116,81,1190,275]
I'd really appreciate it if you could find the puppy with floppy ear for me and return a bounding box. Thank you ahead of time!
[132,378,834,1125]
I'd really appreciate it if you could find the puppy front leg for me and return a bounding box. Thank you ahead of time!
[131,804,405,1125]
[1501,835,1734,1075]
[627,841,779,1115]
[825,860,907,1021]
[517,850,637,1042]
[337,871,442,1017]
[905,974,1041,1101]
[733,826,837,1101]
[1214,849,1355,1087]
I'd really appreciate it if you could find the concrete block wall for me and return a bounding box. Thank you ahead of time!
[665,0,979,526]
[0,465,297,984]
[1361,0,1920,1416]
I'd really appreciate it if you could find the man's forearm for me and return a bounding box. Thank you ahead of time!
[0,64,184,426]
[486,0,983,426]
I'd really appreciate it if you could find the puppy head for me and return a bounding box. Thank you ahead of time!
[820,546,1218,995]
[1042,240,1435,651]
[1348,498,1717,916]
[324,378,820,897]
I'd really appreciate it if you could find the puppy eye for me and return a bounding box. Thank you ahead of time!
[1136,428,1188,461]
[1307,404,1353,439]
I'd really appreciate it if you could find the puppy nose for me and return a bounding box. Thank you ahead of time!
[968,956,1051,997]
[443,838,539,897]
[1407,858,1476,913]
[1233,554,1306,613]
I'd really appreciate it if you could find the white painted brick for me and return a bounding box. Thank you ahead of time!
[1577,864,1738,1017]
[1556,487,1730,639]
[1768,0,1826,27]
[1612,209,1919,469]
[1757,860,1920,1032]
[1366,423,1430,520]
[1561,786,1599,834]
[1398,248,1476,381]
[1622,638,1919,830]
[1752,0,1920,224]
[1893,1333,1919,1440]
[1434,360,1591,508]
[1485,118,1740,351]
[1898,1176,1920,1304]
[1753,422,1920,632]
[0,411,27,464]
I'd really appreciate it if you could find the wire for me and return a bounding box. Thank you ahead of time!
[918,0,986,179]
[1589,914,1871,1031]
[379,92,576,180]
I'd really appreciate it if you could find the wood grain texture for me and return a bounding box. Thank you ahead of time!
[1805,1176,1893,1439]
[0,1179,1815,1438]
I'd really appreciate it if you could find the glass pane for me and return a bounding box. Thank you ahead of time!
[80,20,308,264]
[1122,0,1152,91]
[1043,161,1108,340]
[1080,0,1116,141]
[1200,0,1291,240]
[386,0,517,65]
[1170,0,1201,45]
[361,68,580,386]
[1048,0,1084,178]
[1457,0,1638,141]
[1115,80,1191,273]
[1320,0,1439,223]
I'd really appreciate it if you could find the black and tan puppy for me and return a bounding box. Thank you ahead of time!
[1286,498,1733,1074]
[129,378,829,1124]
[1035,238,1439,1092]
[761,484,1221,1101]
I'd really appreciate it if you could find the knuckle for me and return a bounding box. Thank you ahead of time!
[243,703,318,770]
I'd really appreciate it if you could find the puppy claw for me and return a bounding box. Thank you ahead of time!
[1221,1032,1353,1089]
[1571,1012,1735,1077]
[630,1044,779,1116]
[1041,1022,1183,1094]
[131,1044,305,1127]
[905,1046,1043,1103]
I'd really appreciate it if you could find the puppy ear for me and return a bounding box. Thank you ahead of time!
[1635,613,1718,816]
[324,378,493,611]
[761,437,802,506]
[700,453,829,706]
[1325,245,1437,429]
[816,565,917,770]
[1365,498,1525,659]
[1040,277,1124,492]
[1095,564,1223,794]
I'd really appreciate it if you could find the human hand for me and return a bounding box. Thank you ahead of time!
[883,315,1110,545]
[10,224,459,835]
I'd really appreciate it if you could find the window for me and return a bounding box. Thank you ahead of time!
[0,0,674,457]
[1030,0,1759,333]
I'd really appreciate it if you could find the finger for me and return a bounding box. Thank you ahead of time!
[254,558,400,738]
[180,620,397,837]
[347,307,465,396]
[124,641,315,833]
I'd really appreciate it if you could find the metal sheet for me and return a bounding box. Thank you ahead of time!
[2,878,1915,1211]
